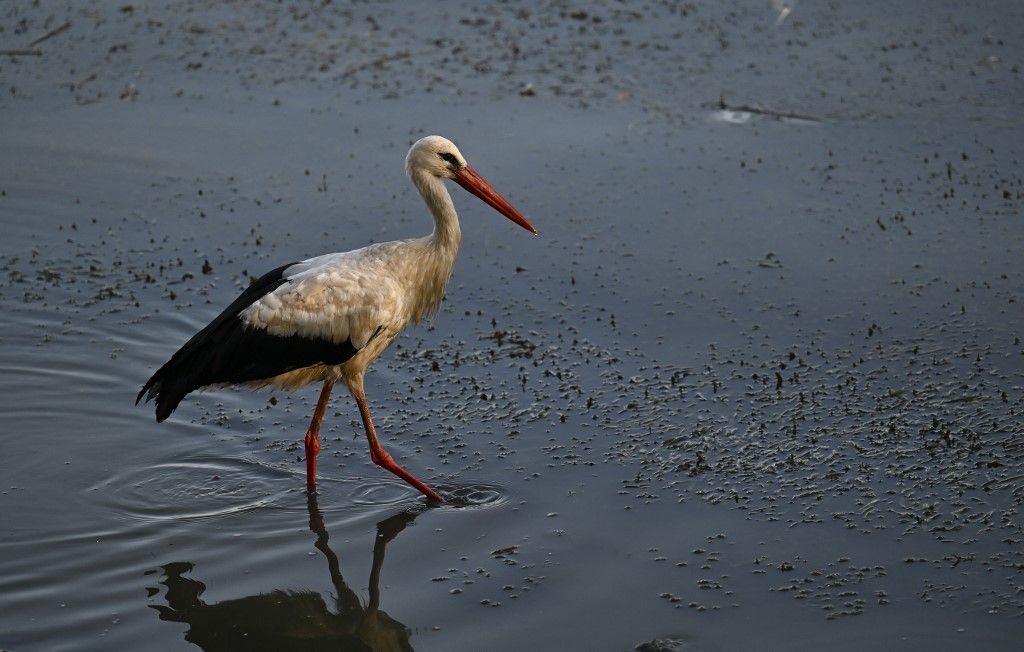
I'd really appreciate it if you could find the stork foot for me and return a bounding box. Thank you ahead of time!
[371,448,443,504]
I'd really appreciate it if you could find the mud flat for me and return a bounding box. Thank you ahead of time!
[1,1,1022,650]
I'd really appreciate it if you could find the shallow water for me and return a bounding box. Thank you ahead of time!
[1,1,1023,650]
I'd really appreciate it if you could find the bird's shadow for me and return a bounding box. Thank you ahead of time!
[147,494,421,651]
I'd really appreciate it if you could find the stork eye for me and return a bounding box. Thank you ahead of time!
[438,152,459,166]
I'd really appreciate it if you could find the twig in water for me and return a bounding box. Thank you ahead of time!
[341,50,420,77]
[29,21,71,47]
[70,71,97,91]
[715,95,822,122]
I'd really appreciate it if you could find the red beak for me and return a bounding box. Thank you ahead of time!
[453,166,538,235]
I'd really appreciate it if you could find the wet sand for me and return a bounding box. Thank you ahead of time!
[1,1,1023,650]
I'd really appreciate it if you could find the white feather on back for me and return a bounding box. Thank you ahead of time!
[239,243,410,350]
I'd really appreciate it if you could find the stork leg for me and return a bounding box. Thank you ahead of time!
[304,379,335,492]
[349,376,443,503]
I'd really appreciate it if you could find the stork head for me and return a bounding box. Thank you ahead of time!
[406,135,468,179]
[406,135,538,235]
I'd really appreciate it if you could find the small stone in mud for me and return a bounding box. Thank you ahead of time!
[634,636,684,652]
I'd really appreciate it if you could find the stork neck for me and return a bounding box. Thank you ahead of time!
[412,170,462,251]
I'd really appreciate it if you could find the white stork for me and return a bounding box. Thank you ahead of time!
[137,135,538,503]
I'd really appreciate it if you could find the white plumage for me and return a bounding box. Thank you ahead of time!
[138,135,537,503]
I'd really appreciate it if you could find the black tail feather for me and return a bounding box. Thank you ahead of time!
[136,261,361,422]
[137,262,296,422]
[138,321,360,422]
[137,356,196,422]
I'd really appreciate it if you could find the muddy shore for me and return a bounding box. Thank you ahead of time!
[1,1,1023,650]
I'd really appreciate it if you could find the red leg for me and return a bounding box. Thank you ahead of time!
[304,379,335,492]
[350,376,443,503]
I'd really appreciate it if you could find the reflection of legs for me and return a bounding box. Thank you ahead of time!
[304,379,335,492]
[349,374,443,503]
[306,492,363,615]
[368,510,419,612]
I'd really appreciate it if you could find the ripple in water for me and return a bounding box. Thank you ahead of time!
[316,479,509,512]
[312,479,507,511]
[434,482,508,509]
[349,480,420,507]
[90,455,292,522]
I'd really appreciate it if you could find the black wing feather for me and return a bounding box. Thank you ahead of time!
[137,262,359,422]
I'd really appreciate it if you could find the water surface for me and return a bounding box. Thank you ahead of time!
[1,1,1023,650]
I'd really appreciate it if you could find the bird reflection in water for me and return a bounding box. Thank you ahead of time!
[149,495,420,651]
